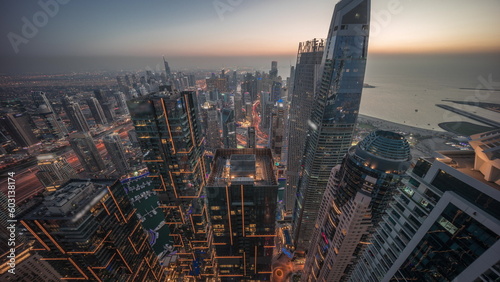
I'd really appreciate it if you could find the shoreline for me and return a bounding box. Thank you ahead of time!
[356,114,462,160]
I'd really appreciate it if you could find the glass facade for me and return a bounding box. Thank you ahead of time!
[293,0,370,251]
[127,91,212,278]
[19,180,163,281]
[393,203,497,281]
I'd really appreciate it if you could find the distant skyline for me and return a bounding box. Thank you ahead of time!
[0,0,499,73]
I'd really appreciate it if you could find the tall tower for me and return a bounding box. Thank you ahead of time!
[270,61,278,79]
[93,90,115,123]
[69,132,105,173]
[349,130,500,282]
[302,131,411,282]
[206,148,278,280]
[114,91,130,116]
[286,38,325,212]
[86,97,108,125]
[36,154,78,192]
[103,133,130,176]
[270,99,285,163]
[0,113,38,147]
[293,0,370,251]
[221,108,236,149]
[248,127,256,148]
[19,179,163,281]
[127,90,212,278]
[62,96,90,133]
[31,91,68,137]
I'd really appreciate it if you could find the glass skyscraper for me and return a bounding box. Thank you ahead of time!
[349,129,500,282]
[302,131,411,281]
[127,90,213,279]
[286,38,325,212]
[293,0,370,251]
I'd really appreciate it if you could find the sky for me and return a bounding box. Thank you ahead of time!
[0,0,499,72]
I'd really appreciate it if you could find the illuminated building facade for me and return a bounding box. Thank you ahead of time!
[270,99,286,163]
[286,38,325,212]
[349,129,500,282]
[293,0,371,251]
[35,154,78,192]
[19,179,163,281]
[302,131,411,282]
[206,148,278,280]
[127,90,213,279]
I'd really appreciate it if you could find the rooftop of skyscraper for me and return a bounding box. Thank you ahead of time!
[434,129,500,191]
[207,148,276,187]
[24,179,116,220]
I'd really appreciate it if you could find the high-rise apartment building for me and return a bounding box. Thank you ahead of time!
[302,131,411,282]
[62,96,90,133]
[293,0,370,251]
[114,91,130,116]
[35,154,78,192]
[221,108,236,149]
[69,132,105,173]
[349,129,500,282]
[270,99,286,162]
[86,96,108,125]
[19,179,164,281]
[127,90,213,279]
[31,91,68,137]
[103,133,130,176]
[94,90,115,123]
[206,148,278,280]
[286,38,325,212]
[248,127,256,149]
[0,113,38,147]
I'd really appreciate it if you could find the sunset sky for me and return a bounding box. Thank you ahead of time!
[0,0,499,72]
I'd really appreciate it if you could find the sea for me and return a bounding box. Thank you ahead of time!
[358,53,500,131]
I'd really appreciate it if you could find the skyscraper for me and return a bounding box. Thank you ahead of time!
[349,129,500,282]
[127,90,213,278]
[69,132,105,173]
[103,133,130,176]
[0,113,38,147]
[302,131,411,282]
[61,96,90,133]
[114,91,130,116]
[248,127,256,148]
[35,154,78,192]
[270,61,278,79]
[286,38,325,212]
[206,148,278,280]
[18,179,164,281]
[221,108,236,149]
[94,90,115,123]
[36,104,63,139]
[31,91,68,137]
[293,0,370,251]
[270,99,285,163]
[86,96,108,125]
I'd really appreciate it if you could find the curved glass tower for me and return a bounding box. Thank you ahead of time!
[302,131,411,282]
[293,0,371,251]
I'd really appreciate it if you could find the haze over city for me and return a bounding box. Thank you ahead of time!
[0,0,499,281]
[0,0,499,73]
